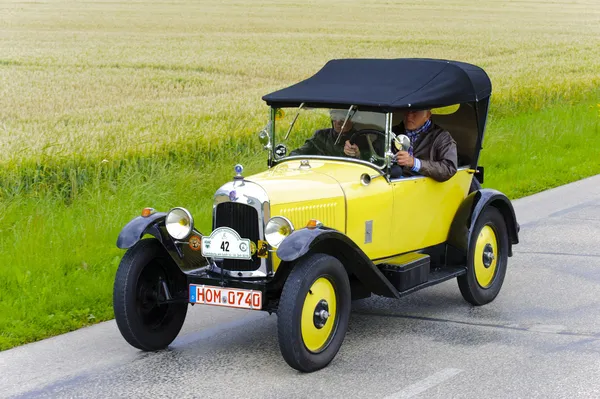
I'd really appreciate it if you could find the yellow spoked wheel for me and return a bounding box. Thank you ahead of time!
[458,207,509,306]
[301,277,337,353]
[277,253,351,372]
[474,225,498,288]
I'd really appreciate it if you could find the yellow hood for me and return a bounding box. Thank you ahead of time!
[246,161,344,204]
[246,160,378,233]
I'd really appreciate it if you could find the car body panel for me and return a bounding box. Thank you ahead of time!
[269,198,346,272]
[247,161,477,269]
[247,161,346,205]
[390,169,473,253]
[276,227,400,298]
[248,159,395,269]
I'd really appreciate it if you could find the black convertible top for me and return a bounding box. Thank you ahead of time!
[262,58,491,111]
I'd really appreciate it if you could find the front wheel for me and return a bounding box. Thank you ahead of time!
[458,207,508,305]
[277,253,351,372]
[113,238,188,350]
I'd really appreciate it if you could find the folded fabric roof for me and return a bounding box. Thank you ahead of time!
[262,58,491,111]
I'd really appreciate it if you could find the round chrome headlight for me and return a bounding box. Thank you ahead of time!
[165,207,194,240]
[265,216,294,248]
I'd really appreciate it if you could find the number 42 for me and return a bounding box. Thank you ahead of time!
[220,241,230,252]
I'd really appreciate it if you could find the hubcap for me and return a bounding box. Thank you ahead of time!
[313,300,330,329]
[474,225,498,288]
[482,244,495,268]
[301,277,337,353]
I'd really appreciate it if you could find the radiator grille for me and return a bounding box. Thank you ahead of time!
[214,202,261,271]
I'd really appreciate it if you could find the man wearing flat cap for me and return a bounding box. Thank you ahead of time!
[290,109,367,159]
[392,109,457,182]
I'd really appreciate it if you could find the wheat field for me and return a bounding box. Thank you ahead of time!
[2,0,599,163]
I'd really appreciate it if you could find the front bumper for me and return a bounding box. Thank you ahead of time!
[186,268,269,291]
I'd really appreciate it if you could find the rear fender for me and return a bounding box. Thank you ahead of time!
[448,189,519,257]
[276,228,400,299]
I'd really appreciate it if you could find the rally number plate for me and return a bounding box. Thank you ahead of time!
[189,284,262,310]
[201,227,251,259]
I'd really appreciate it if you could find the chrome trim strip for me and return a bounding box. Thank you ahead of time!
[384,112,394,171]
[267,108,275,167]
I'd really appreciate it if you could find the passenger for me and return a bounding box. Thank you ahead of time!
[290,109,366,159]
[391,109,457,182]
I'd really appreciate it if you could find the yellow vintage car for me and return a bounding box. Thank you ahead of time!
[113,58,519,372]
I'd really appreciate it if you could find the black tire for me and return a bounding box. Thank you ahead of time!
[457,207,508,306]
[277,253,351,372]
[113,238,188,350]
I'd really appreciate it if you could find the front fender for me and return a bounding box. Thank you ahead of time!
[117,212,209,273]
[277,228,400,299]
[448,189,519,256]
[116,212,167,249]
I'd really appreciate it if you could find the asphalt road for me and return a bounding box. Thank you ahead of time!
[2,175,600,399]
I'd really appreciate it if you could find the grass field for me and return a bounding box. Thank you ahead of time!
[1,0,599,350]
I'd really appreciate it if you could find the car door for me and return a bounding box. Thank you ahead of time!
[390,170,473,253]
[339,167,395,261]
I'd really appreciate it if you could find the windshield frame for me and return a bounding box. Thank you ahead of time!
[268,106,394,173]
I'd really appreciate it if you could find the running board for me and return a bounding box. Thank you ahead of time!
[397,267,466,297]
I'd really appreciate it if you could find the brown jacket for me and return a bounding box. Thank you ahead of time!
[394,123,458,182]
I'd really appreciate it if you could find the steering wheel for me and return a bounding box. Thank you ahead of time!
[349,129,387,166]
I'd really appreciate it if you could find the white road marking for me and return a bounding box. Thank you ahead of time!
[383,368,463,399]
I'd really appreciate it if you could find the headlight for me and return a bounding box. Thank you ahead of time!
[165,207,194,240]
[265,216,294,248]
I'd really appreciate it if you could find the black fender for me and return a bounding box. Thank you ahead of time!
[116,212,167,249]
[116,213,208,272]
[448,189,519,257]
[276,228,400,299]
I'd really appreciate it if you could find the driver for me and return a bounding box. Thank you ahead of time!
[289,109,367,158]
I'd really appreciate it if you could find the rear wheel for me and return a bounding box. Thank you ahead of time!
[277,253,351,372]
[113,239,188,350]
[458,207,508,305]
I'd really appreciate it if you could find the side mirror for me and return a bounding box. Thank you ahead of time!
[393,134,411,152]
[258,127,271,149]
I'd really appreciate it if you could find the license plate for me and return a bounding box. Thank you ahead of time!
[189,284,262,310]
[201,227,252,260]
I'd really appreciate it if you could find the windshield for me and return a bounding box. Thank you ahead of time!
[272,107,388,167]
